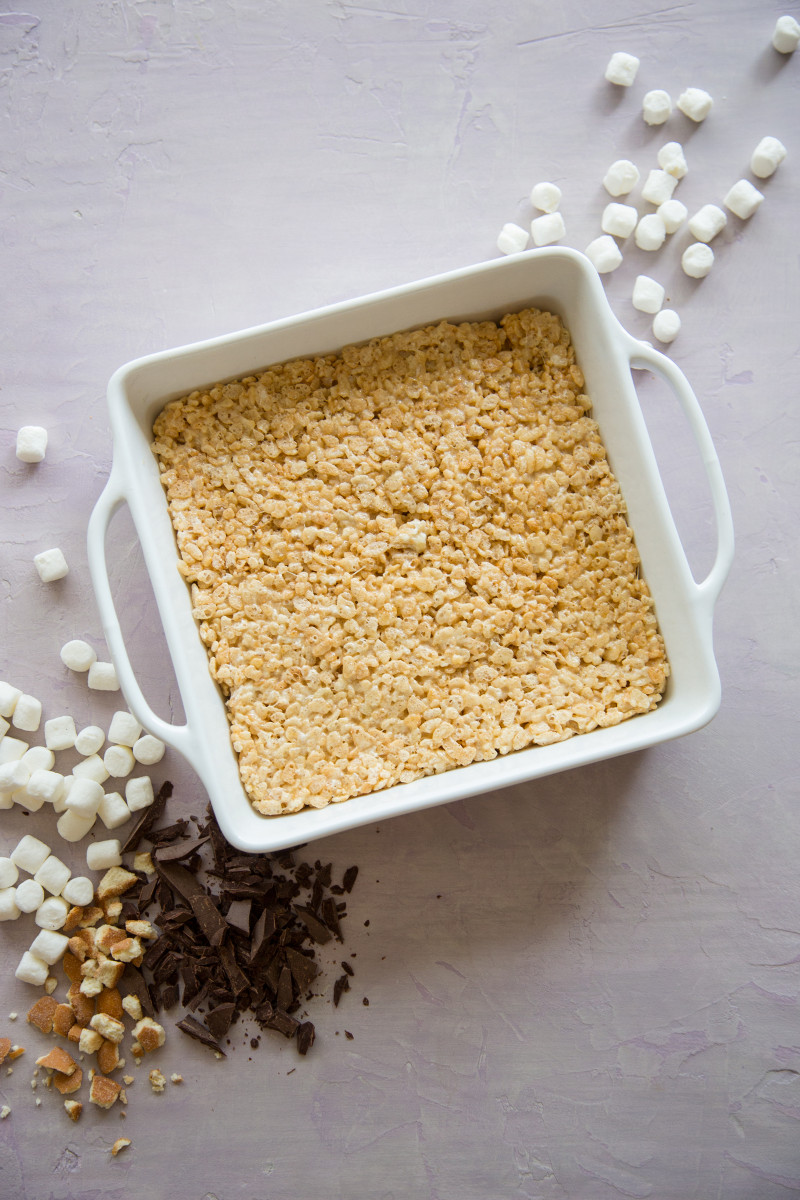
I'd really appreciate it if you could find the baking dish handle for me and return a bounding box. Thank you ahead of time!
[625,336,734,611]
[86,470,194,756]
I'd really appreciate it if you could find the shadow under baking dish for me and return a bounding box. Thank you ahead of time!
[88,248,734,853]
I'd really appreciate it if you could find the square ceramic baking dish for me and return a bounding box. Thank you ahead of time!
[87,247,734,852]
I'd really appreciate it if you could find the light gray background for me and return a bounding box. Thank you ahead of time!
[1,2,799,1197]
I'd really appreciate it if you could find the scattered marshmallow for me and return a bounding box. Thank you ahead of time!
[126,776,155,812]
[15,880,46,914]
[56,809,96,842]
[603,159,640,197]
[34,896,70,931]
[88,661,119,692]
[0,761,31,795]
[682,242,715,278]
[104,745,135,778]
[772,14,800,53]
[657,142,688,180]
[496,223,529,255]
[641,169,677,206]
[86,839,123,872]
[652,309,681,344]
[14,787,46,814]
[132,735,165,766]
[634,213,667,251]
[724,179,764,220]
[642,89,672,125]
[33,548,69,583]
[0,717,7,740]
[29,929,69,966]
[33,855,71,897]
[98,791,132,831]
[0,859,19,889]
[11,694,41,733]
[632,275,666,314]
[15,426,48,463]
[15,950,49,987]
[0,737,28,765]
[25,770,65,808]
[72,755,109,785]
[64,776,104,819]
[74,725,105,756]
[44,715,77,752]
[62,876,94,907]
[0,888,20,921]
[530,182,561,212]
[531,212,566,246]
[22,747,55,772]
[601,202,638,239]
[584,235,623,274]
[60,640,96,672]
[10,835,51,874]
[108,711,142,748]
[677,87,713,122]
[0,683,22,719]
[751,136,787,179]
[604,51,640,86]
[657,198,688,233]
[688,204,727,243]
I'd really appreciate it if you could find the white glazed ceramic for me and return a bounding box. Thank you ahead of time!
[87,248,734,852]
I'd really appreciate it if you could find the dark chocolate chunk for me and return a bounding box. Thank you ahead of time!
[205,1001,236,1041]
[176,1014,225,1054]
[120,780,171,854]
[333,975,350,1007]
[153,834,210,863]
[218,942,249,996]
[342,865,359,893]
[261,1010,298,1039]
[294,906,333,945]
[341,961,354,977]
[296,1021,315,1055]
[189,892,228,946]
[285,948,318,993]
[276,965,293,1013]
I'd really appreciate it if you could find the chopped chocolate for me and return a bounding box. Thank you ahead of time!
[294,906,333,945]
[261,1010,298,1039]
[189,892,228,947]
[285,948,318,993]
[120,781,172,854]
[176,1014,225,1054]
[296,1022,315,1055]
[205,1002,236,1041]
[341,961,354,977]
[154,834,209,863]
[333,975,351,1007]
[217,942,249,997]
[344,1030,354,1040]
[322,896,342,941]
[342,866,359,893]
[276,965,293,1013]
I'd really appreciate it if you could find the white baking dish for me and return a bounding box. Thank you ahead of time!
[87,248,734,852]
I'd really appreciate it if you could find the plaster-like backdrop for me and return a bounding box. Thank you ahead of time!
[1,2,798,1197]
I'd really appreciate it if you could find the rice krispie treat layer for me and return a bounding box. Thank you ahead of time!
[152,308,669,815]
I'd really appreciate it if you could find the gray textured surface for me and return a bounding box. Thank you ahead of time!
[1,2,799,1197]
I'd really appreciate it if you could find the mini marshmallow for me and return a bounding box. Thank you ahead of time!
[0,858,19,889]
[642,89,672,125]
[34,548,68,583]
[33,855,71,897]
[688,204,727,242]
[34,896,70,931]
[103,745,135,778]
[677,87,713,122]
[98,791,132,831]
[22,747,55,772]
[14,787,46,814]
[25,770,65,807]
[632,275,666,314]
[634,213,667,251]
[56,809,96,843]
[44,715,77,752]
[496,223,529,255]
[15,879,46,913]
[0,717,7,740]
[751,136,787,179]
[772,14,800,53]
[11,694,41,733]
[601,202,638,239]
[88,661,119,692]
[15,950,49,987]
[126,776,155,812]
[604,51,639,86]
[132,735,165,766]
[29,929,69,966]
[53,777,70,814]
[603,159,640,197]
[641,169,678,206]
[72,755,109,785]
[64,776,104,819]
[108,711,142,748]
[682,242,715,278]
[0,736,28,764]
[653,309,681,344]
[584,235,623,274]
[62,876,94,907]
[86,839,122,872]
[531,212,566,246]
[15,425,48,463]
[0,888,20,921]
[10,834,51,874]
[657,141,688,179]
[75,725,105,756]
[60,640,96,672]
[724,179,764,220]
[658,198,688,233]
[0,683,22,718]
[530,181,561,212]
[0,760,31,794]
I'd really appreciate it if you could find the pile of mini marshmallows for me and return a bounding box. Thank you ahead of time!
[496,14,796,346]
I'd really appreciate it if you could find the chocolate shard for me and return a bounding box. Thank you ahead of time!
[153,834,210,863]
[120,780,172,854]
[218,941,249,997]
[294,906,333,945]
[189,892,228,947]
[276,965,293,1013]
[176,1014,225,1054]
[321,896,342,941]
[342,865,359,893]
[205,1001,236,1041]
[154,860,204,904]
[296,1021,315,1055]
[261,1010,298,1039]
[333,974,351,1008]
[285,948,318,993]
